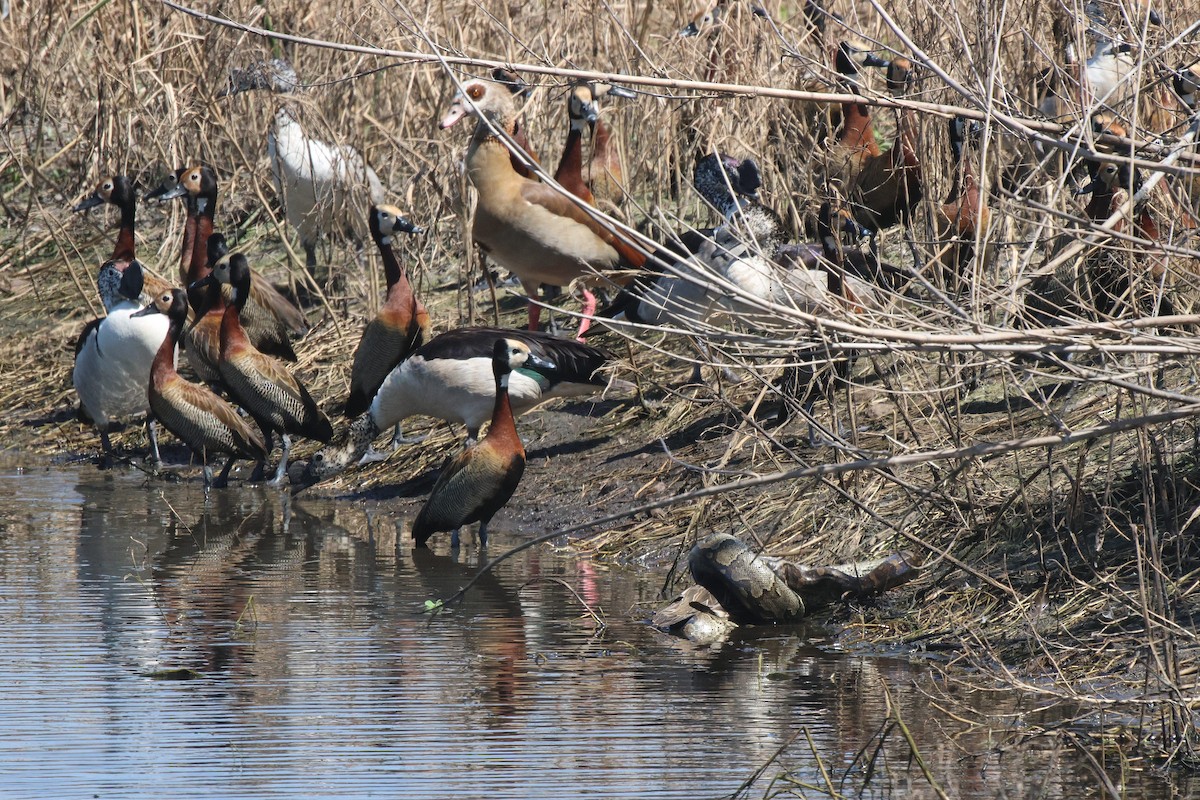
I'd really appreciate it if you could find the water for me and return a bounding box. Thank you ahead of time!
[0,464,1189,799]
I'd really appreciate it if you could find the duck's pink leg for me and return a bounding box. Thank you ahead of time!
[527,299,542,331]
[576,289,597,342]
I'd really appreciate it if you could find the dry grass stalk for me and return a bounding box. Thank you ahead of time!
[3,0,1200,765]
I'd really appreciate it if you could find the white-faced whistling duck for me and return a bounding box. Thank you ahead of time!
[934,116,991,294]
[149,164,309,347]
[411,338,554,549]
[72,260,169,468]
[219,59,386,271]
[299,327,624,486]
[133,288,267,490]
[439,76,644,340]
[851,55,923,233]
[345,205,428,449]
[194,253,332,485]
[554,81,636,209]
[824,42,890,190]
[73,175,173,309]
[1075,159,1179,319]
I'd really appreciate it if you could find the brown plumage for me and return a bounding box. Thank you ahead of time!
[73,174,173,308]
[149,165,308,351]
[346,205,428,423]
[822,42,888,192]
[133,288,267,489]
[1076,160,1185,319]
[439,77,645,339]
[553,82,636,209]
[197,253,332,485]
[411,338,554,548]
[490,68,540,179]
[934,116,991,293]
[850,56,923,232]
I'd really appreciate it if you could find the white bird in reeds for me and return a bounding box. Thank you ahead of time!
[220,59,386,272]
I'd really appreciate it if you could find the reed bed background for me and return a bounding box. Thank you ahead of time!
[4,0,1200,767]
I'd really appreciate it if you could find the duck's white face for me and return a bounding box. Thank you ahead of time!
[439,80,505,129]
[501,339,532,371]
[567,84,598,128]
[372,204,422,242]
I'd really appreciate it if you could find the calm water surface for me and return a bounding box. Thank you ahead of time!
[0,463,1189,799]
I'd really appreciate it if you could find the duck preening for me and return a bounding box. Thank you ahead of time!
[192,253,332,485]
[411,338,553,549]
[72,260,170,468]
[299,327,625,486]
[439,76,645,340]
[220,58,386,273]
[133,288,267,490]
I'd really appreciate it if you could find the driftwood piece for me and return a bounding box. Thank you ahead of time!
[654,533,923,641]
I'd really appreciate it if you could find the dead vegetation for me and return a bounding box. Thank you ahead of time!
[4,0,1200,769]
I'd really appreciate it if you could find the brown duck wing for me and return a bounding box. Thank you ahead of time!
[183,316,223,384]
[345,315,424,418]
[249,273,309,335]
[237,298,298,362]
[519,182,644,269]
[412,445,525,544]
[153,377,267,461]
[220,352,332,442]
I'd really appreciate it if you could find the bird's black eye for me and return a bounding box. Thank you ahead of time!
[313,453,324,464]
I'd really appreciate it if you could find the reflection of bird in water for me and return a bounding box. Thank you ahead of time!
[407,545,528,718]
[72,475,176,671]
[150,491,288,677]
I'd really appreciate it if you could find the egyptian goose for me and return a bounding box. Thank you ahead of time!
[193,253,333,485]
[345,205,428,447]
[299,327,623,485]
[73,175,173,308]
[439,76,644,339]
[133,288,267,489]
[679,3,720,37]
[220,59,386,271]
[72,260,170,468]
[148,164,309,351]
[411,338,553,548]
[554,81,636,208]
[934,116,991,293]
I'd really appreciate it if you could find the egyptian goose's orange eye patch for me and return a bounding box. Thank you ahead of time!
[467,84,484,101]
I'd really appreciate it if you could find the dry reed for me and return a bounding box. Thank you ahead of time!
[3,0,1200,767]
